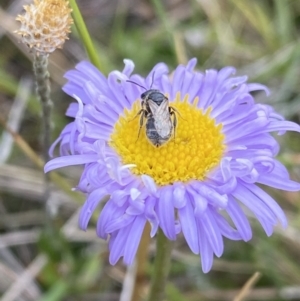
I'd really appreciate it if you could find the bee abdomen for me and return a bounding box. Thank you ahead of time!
[146,117,171,147]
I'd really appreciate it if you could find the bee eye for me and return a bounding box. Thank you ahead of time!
[141,92,147,99]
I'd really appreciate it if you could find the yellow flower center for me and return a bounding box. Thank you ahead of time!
[109,93,225,185]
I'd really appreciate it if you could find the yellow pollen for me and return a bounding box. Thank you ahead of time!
[109,93,225,185]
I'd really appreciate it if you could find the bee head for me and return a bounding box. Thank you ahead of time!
[141,89,167,105]
[126,79,167,105]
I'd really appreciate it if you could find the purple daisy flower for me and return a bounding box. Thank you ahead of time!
[45,58,300,273]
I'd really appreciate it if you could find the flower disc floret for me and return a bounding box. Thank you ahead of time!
[110,94,225,185]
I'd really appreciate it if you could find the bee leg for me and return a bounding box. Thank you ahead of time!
[129,101,146,122]
[136,111,146,141]
[170,110,177,142]
[170,106,185,121]
[129,109,143,122]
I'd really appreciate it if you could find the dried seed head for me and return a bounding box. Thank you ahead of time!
[15,0,73,55]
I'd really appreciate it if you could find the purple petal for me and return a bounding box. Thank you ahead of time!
[109,226,130,265]
[130,188,141,201]
[197,221,214,273]
[105,214,135,233]
[255,215,274,236]
[226,196,252,241]
[66,103,79,117]
[225,75,248,88]
[187,188,207,217]
[145,197,159,237]
[171,65,185,99]
[187,72,204,101]
[230,159,253,177]
[97,201,126,239]
[258,174,300,191]
[199,69,218,109]
[232,184,277,224]
[173,184,186,208]
[44,154,98,172]
[242,183,287,227]
[196,185,228,208]
[180,70,193,97]
[178,196,199,254]
[79,188,107,230]
[76,61,108,90]
[157,187,176,240]
[266,120,300,134]
[186,58,197,71]
[123,216,147,264]
[141,175,157,195]
[199,208,224,257]
[122,59,135,77]
[247,83,270,96]
[49,136,62,158]
[217,66,236,83]
[109,190,128,206]
[213,212,242,241]
[160,74,172,96]
[147,62,169,88]
[127,198,145,215]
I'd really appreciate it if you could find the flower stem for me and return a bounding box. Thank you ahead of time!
[131,223,151,301]
[69,0,102,71]
[33,54,52,165]
[151,0,175,57]
[33,54,54,223]
[147,230,173,301]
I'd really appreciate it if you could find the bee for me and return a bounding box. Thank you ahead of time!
[128,80,178,147]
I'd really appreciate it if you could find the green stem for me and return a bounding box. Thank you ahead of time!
[131,223,151,301]
[151,0,175,57]
[33,54,52,165]
[147,230,173,301]
[69,0,102,71]
[38,280,70,301]
[33,54,54,225]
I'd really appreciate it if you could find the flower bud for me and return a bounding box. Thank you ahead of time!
[15,0,73,55]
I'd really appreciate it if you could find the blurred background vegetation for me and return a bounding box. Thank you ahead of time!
[1,0,300,300]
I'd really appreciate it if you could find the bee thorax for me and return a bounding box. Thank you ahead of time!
[129,86,179,147]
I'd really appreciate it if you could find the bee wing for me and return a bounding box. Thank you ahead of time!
[148,98,172,138]
[147,99,160,114]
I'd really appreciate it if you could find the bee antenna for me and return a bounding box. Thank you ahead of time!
[126,80,147,90]
[150,71,155,89]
